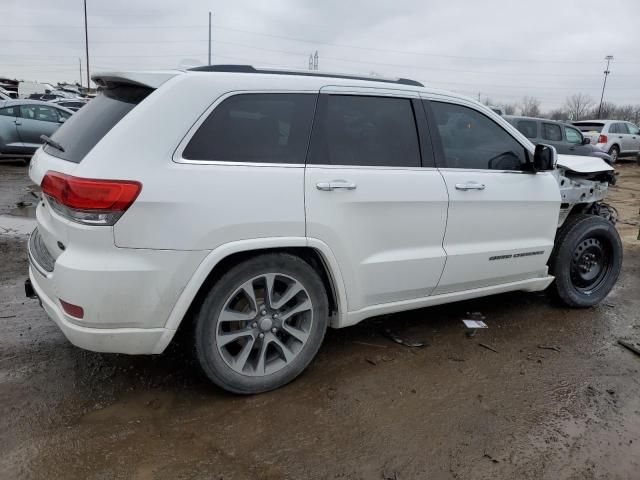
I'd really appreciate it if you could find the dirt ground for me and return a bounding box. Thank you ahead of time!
[0,161,639,480]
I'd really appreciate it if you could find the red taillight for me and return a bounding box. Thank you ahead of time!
[41,171,141,211]
[59,299,84,319]
[41,171,141,225]
[597,134,608,144]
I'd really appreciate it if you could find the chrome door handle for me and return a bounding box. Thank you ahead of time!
[14,120,21,125]
[316,181,357,191]
[455,182,486,191]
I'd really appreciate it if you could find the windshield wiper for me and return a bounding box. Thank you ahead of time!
[40,135,65,153]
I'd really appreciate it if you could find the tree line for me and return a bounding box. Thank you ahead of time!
[482,93,640,124]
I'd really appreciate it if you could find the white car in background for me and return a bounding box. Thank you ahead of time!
[25,66,622,394]
[573,120,640,162]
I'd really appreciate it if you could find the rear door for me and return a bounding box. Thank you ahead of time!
[17,104,60,148]
[424,98,559,294]
[610,123,630,153]
[305,88,448,312]
[0,104,23,153]
[541,121,566,153]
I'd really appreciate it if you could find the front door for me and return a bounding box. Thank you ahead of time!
[424,99,560,295]
[305,89,449,312]
[564,125,592,156]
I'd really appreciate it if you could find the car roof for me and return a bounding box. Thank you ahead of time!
[92,65,484,106]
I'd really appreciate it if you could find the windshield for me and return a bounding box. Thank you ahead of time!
[44,84,152,163]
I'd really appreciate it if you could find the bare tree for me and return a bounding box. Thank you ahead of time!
[548,109,566,121]
[520,96,541,117]
[481,97,494,107]
[616,104,635,122]
[594,101,616,119]
[563,93,594,121]
[502,103,517,115]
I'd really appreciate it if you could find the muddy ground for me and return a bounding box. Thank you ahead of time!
[0,161,639,480]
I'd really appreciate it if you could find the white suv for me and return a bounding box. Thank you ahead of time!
[573,119,640,162]
[26,66,622,393]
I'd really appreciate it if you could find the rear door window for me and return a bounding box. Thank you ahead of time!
[542,123,562,141]
[307,95,421,167]
[183,93,316,164]
[0,106,18,117]
[44,85,152,163]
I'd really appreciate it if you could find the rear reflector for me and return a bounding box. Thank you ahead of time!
[41,171,141,225]
[597,134,608,144]
[59,299,84,319]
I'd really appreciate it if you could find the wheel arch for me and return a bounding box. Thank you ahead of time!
[156,237,348,352]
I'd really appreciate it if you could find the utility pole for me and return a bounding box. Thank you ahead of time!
[208,11,212,65]
[313,50,318,70]
[597,55,613,119]
[78,58,82,87]
[83,0,90,91]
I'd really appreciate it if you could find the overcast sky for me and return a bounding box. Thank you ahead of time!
[3,0,639,110]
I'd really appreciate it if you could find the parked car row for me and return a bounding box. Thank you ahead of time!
[573,120,640,162]
[504,115,615,163]
[0,99,74,158]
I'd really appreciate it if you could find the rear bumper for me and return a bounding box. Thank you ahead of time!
[29,266,173,354]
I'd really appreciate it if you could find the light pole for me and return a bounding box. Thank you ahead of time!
[597,55,613,119]
[84,0,90,91]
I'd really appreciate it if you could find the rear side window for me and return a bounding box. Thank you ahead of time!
[430,101,527,171]
[307,95,421,167]
[183,93,316,164]
[574,122,604,133]
[542,123,562,141]
[628,123,640,135]
[516,120,538,139]
[45,85,152,163]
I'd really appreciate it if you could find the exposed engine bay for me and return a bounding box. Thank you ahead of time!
[554,154,617,227]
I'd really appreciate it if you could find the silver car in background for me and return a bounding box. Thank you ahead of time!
[0,99,73,159]
[573,120,640,162]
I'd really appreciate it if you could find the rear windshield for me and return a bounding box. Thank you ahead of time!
[44,85,152,163]
[573,122,604,133]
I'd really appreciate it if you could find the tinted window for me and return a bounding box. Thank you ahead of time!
[565,126,582,144]
[0,106,18,117]
[307,95,420,167]
[574,122,604,133]
[20,105,60,123]
[430,102,526,170]
[45,85,152,163]
[609,123,619,134]
[516,120,538,139]
[183,94,316,164]
[542,123,562,141]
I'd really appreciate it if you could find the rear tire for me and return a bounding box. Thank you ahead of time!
[194,253,329,394]
[608,145,619,163]
[549,214,622,307]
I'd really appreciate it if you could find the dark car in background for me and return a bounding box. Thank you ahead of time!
[504,115,614,163]
[0,99,73,158]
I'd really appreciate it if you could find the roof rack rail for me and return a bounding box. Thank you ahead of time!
[188,64,424,87]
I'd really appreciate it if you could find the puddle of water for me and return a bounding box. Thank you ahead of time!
[0,214,36,236]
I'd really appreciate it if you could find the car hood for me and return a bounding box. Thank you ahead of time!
[556,154,614,173]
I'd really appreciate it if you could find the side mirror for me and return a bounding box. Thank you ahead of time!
[531,144,557,172]
[582,137,590,145]
[58,117,67,124]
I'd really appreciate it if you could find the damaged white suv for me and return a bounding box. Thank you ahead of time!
[26,66,622,393]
